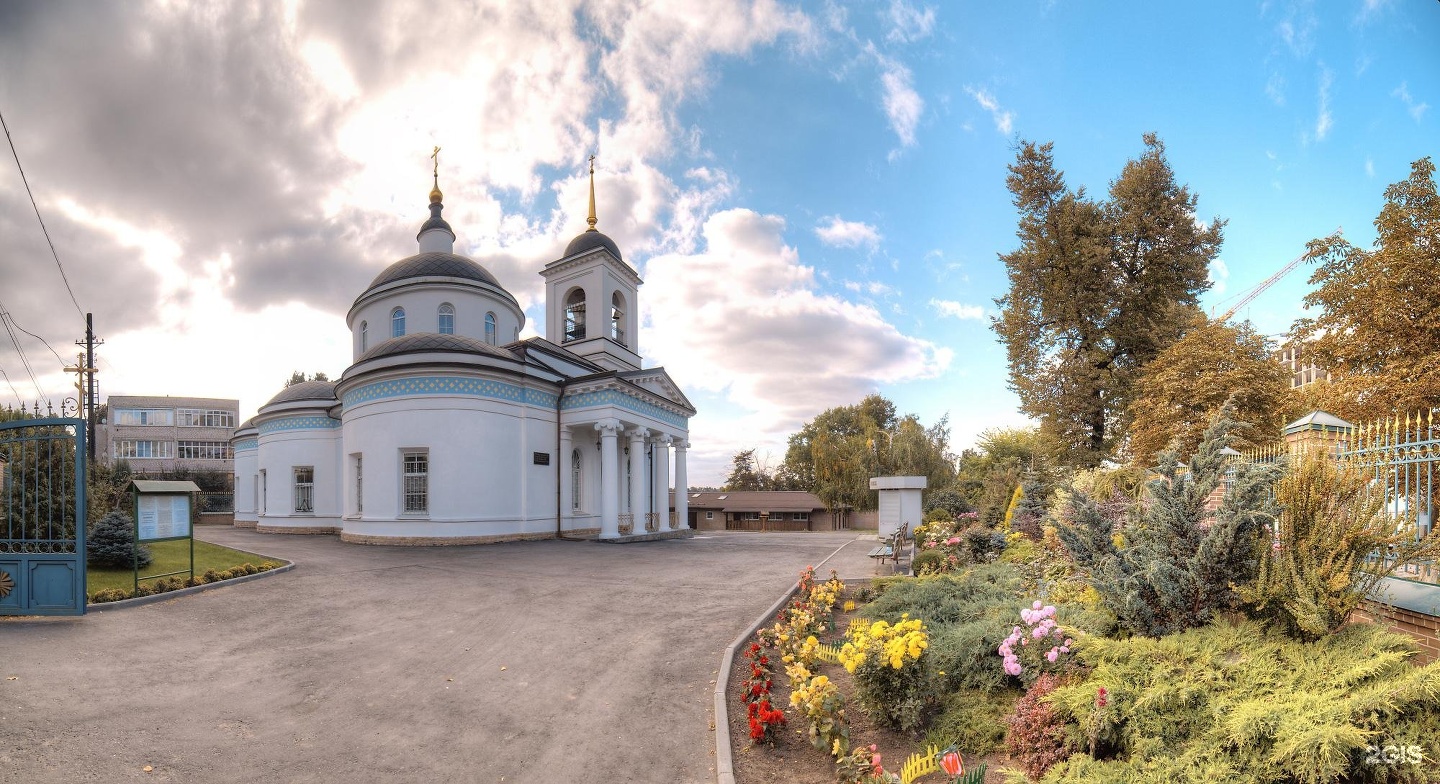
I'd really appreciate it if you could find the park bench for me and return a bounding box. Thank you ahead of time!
[868,522,909,571]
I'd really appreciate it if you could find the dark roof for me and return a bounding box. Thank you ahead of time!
[360,252,502,300]
[262,380,338,408]
[563,229,622,261]
[416,203,454,238]
[356,332,518,363]
[679,490,830,513]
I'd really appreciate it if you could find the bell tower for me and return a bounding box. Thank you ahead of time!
[540,157,641,371]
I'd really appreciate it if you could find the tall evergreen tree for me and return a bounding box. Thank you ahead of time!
[993,135,1223,467]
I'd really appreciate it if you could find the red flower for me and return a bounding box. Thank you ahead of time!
[1096,686,1108,708]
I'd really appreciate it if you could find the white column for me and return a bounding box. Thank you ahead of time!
[628,427,649,532]
[674,441,689,530]
[558,426,573,527]
[654,435,672,531]
[596,419,620,539]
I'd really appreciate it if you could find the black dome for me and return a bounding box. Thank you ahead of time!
[356,333,518,363]
[361,252,503,299]
[563,230,623,261]
[262,380,338,409]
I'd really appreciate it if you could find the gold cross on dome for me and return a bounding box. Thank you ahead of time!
[431,146,441,176]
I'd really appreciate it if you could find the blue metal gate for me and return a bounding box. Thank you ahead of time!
[0,417,87,615]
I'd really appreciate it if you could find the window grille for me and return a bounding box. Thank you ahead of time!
[293,467,314,513]
[403,452,428,514]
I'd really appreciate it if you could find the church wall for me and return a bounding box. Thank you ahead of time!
[233,443,258,526]
[337,391,561,542]
[351,284,523,359]
[255,424,343,533]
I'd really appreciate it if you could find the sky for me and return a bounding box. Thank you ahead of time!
[0,1,1435,487]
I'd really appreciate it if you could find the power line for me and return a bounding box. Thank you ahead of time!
[0,364,21,405]
[0,106,85,318]
[3,311,66,366]
[0,307,43,398]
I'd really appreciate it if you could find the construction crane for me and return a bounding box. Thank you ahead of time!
[1216,227,1343,323]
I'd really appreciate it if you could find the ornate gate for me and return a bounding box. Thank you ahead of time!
[0,417,87,615]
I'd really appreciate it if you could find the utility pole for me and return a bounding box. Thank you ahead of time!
[72,313,101,462]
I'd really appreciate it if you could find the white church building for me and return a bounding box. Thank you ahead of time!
[230,165,695,544]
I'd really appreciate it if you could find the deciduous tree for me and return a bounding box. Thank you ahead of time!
[1125,316,1293,466]
[1291,157,1440,424]
[994,135,1223,467]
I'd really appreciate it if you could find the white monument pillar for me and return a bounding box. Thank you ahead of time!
[597,420,621,538]
[628,427,649,533]
[673,441,689,530]
[869,476,927,540]
[654,435,672,531]
[558,427,573,526]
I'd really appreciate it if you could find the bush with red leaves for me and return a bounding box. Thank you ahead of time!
[1004,673,1073,779]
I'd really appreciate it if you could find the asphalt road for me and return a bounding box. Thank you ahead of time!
[1,529,876,783]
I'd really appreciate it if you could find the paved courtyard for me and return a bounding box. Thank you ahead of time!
[1,528,879,783]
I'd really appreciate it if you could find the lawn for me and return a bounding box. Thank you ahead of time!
[87,539,281,596]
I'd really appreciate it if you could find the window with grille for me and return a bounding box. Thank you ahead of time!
[570,449,581,511]
[403,451,428,514]
[392,307,406,338]
[353,454,363,515]
[293,466,314,513]
[485,312,497,345]
[439,303,455,335]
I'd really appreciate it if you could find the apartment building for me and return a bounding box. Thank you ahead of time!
[98,395,240,474]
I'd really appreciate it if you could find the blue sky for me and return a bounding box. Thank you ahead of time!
[0,1,1435,485]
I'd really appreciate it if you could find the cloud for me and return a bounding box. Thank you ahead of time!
[816,216,882,249]
[844,280,894,296]
[1314,66,1333,141]
[1265,73,1286,106]
[1392,82,1430,122]
[642,208,950,482]
[929,299,985,321]
[884,0,935,43]
[964,86,1013,135]
[1366,157,1375,177]
[863,45,924,149]
[1208,259,1229,298]
[0,0,818,407]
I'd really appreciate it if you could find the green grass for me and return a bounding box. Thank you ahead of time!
[87,539,281,596]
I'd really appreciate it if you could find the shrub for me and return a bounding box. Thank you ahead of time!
[1243,449,1440,641]
[89,587,129,603]
[86,510,152,569]
[998,601,1075,684]
[1004,673,1072,779]
[839,615,931,731]
[912,548,945,574]
[1055,407,1281,637]
[1042,619,1440,783]
[925,687,1018,757]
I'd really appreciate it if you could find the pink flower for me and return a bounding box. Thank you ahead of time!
[1032,600,1043,610]
[1004,659,1023,676]
[1046,649,1060,663]
[1097,686,1108,708]
[1064,638,1074,647]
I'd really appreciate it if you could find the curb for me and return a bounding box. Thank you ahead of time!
[713,537,862,784]
[86,560,295,612]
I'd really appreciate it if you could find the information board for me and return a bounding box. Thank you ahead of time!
[137,494,192,541]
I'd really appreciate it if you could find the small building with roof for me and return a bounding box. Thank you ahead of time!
[678,490,848,532]
[232,161,695,544]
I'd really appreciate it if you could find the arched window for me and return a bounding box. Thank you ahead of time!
[391,307,406,338]
[564,289,586,342]
[570,449,582,511]
[485,312,497,345]
[610,291,626,344]
[438,303,455,335]
[360,321,368,352]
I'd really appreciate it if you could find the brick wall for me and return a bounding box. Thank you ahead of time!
[1351,601,1440,664]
